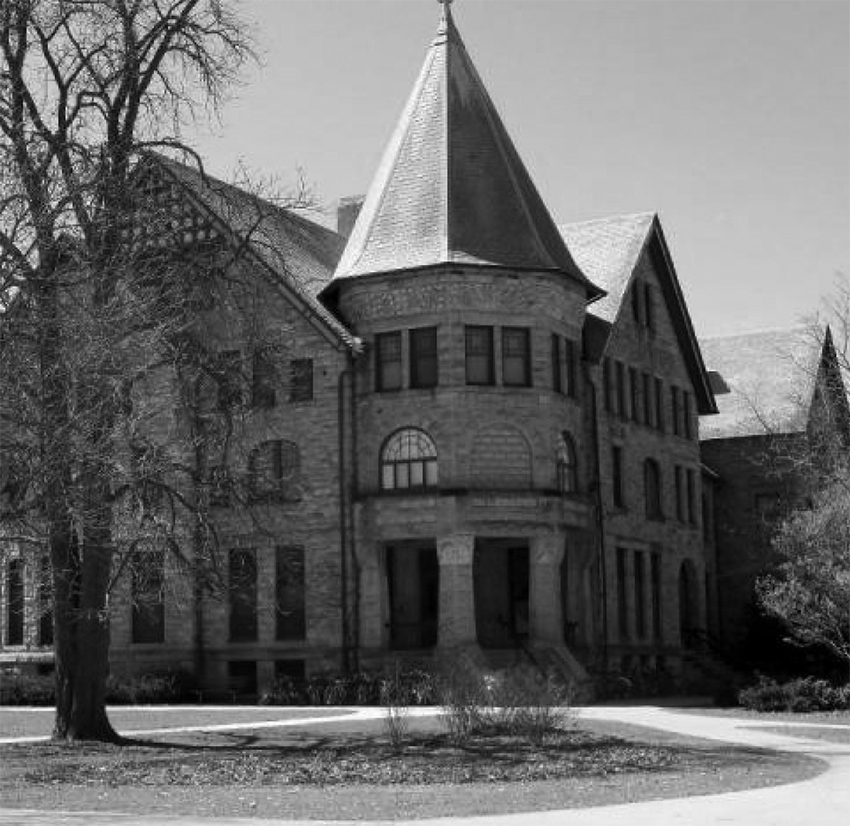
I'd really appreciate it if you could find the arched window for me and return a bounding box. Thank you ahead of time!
[557,433,578,494]
[249,439,301,501]
[644,458,663,520]
[380,428,438,491]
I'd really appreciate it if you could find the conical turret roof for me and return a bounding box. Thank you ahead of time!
[326,4,602,301]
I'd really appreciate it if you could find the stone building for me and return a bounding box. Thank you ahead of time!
[3,4,844,695]
[699,327,850,670]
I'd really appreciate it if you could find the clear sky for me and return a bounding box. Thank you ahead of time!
[190,0,849,338]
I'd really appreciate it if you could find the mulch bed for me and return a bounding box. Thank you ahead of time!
[0,716,825,819]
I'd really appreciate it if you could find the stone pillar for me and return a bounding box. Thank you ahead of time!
[530,535,566,645]
[358,544,386,649]
[436,534,477,648]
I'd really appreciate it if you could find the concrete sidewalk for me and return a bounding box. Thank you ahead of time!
[2,706,848,825]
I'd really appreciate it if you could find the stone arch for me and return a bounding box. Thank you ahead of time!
[470,424,532,488]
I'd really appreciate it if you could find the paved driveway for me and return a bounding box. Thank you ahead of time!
[1,706,848,826]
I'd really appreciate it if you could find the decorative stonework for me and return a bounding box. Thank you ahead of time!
[436,533,474,566]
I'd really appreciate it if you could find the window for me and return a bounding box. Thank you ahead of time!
[376,331,402,391]
[565,338,578,398]
[229,549,257,642]
[290,358,313,402]
[207,465,231,508]
[651,552,662,640]
[631,281,643,324]
[557,432,578,494]
[634,551,647,640]
[683,391,693,439]
[465,326,494,385]
[642,372,653,425]
[410,327,438,388]
[603,359,613,412]
[502,327,531,387]
[251,351,276,408]
[629,367,640,423]
[39,556,52,646]
[6,559,23,645]
[671,386,681,436]
[551,334,562,393]
[249,440,300,502]
[616,548,629,639]
[217,350,243,409]
[644,458,663,520]
[276,546,305,640]
[131,544,165,644]
[644,283,654,331]
[654,377,665,431]
[687,469,697,525]
[674,465,684,522]
[612,445,625,507]
[380,428,438,491]
[615,361,626,419]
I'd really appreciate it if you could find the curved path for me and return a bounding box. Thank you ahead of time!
[2,706,848,826]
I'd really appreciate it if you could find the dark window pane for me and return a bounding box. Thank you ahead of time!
[131,547,164,644]
[502,327,531,387]
[654,378,665,431]
[644,283,654,330]
[603,359,613,412]
[687,469,697,524]
[229,549,257,642]
[634,551,646,639]
[565,338,577,398]
[290,358,313,402]
[629,367,640,422]
[551,334,562,393]
[410,327,438,388]
[643,373,653,425]
[645,459,663,520]
[671,386,681,436]
[252,351,276,408]
[376,332,402,391]
[217,350,243,409]
[249,440,300,502]
[651,553,662,639]
[465,326,494,385]
[616,548,629,639]
[6,559,23,645]
[276,546,306,640]
[612,446,624,507]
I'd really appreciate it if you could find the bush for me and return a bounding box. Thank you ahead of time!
[258,668,438,707]
[437,656,574,744]
[0,670,55,706]
[105,670,197,704]
[738,675,850,712]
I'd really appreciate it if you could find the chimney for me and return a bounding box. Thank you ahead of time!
[337,195,365,239]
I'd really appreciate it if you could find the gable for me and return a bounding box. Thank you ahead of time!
[564,214,716,414]
[135,154,356,350]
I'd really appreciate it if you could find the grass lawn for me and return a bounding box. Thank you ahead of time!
[0,706,348,739]
[0,713,824,820]
[670,708,850,726]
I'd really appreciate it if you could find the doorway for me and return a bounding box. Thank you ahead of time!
[474,540,529,648]
[386,543,439,649]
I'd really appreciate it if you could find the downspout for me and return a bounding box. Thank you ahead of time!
[337,346,361,674]
[586,368,609,674]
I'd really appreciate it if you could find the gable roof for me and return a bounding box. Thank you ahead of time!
[325,5,602,301]
[560,212,656,324]
[698,326,825,439]
[561,212,717,415]
[143,154,355,348]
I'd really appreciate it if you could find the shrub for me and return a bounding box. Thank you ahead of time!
[738,675,850,712]
[105,670,197,704]
[380,664,411,752]
[0,670,55,706]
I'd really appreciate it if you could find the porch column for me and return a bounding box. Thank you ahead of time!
[358,544,386,649]
[530,535,565,645]
[436,534,477,647]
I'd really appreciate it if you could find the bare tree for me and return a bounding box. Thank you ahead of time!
[0,0,253,741]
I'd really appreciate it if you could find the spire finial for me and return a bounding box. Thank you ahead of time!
[438,0,454,28]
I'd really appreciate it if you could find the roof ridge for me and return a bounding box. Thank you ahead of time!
[558,211,656,230]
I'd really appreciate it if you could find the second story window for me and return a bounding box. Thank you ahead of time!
[557,432,579,494]
[376,331,402,392]
[465,326,494,385]
[249,439,301,502]
[551,334,562,393]
[217,350,243,409]
[644,458,663,521]
[380,427,438,491]
[409,327,438,389]
[252,351,276,409]
[290,358,314,402]
[501,327,531,387]
[612,445,625,507]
